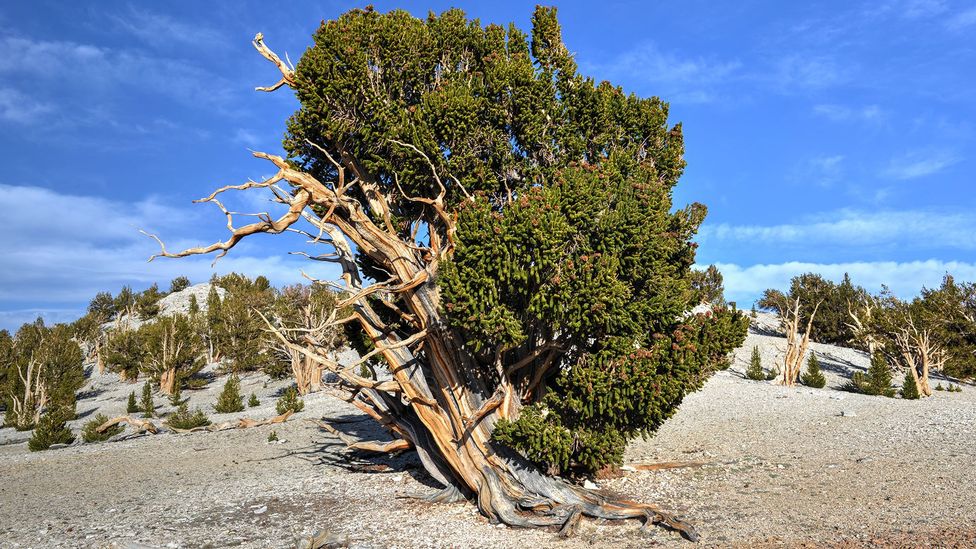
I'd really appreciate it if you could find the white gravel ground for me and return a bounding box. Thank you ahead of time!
[1,312,974,548]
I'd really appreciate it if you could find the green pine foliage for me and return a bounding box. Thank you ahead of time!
[104,328,145,381]
[759,273,869,346]
[141,381,156,417]
[169,276,191,294]
[168,384,183,407]
[248,393,260,407]
[126,391,139,413]
[766,367,779,381]
[2,320,85,430]
[166,403,211,430]
[800,353,827,388]
[275,387,305,415]
[239,5,745,476]
[689,265,726,306]
[28,407,74,451]
[849,353,895,397]
[214,375,245,413]
[900,370,920,399]
[267,430,279,442]
[745,346,765,380]
[82,413,123,443]
[135,283,164,320]
[138,313,205,392]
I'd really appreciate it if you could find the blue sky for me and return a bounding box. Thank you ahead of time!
[1,0,974,330]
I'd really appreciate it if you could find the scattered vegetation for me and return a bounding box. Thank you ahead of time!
[801,353,827,389]
[126,391,139,414]
[275,387,304,415]
[248,393,260,407]
[82,413,123,443]
[746,346,766,380]
[140,381,155,418]
[214,375,244,413]
[901,370,920,400]
[847,352,895,397]
[28,407,74,451]
[267,430,279,442]
[166,403,211,430]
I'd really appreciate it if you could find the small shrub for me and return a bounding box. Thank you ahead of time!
[935,383,945,391]
[28,408,74,451]
[126,391,140,414]
[745,346,765,380]
[214,375,244,413]
[847,353,895,397]
[765,367,779,381]
[900,370,920,400]
[268,430,279,442]
[248,393,260,407]
[82,413,123,443]
[141,381,156,418]
[168,384,183,407]
[800,353,827,389]
[276,387,305,415]
[166,403,212,430]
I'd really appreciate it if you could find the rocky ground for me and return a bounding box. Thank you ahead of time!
[1,312,974,548]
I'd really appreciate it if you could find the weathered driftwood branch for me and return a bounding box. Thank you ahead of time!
[97,415,159,435]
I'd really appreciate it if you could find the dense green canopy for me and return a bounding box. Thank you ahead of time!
[282,6,747,474]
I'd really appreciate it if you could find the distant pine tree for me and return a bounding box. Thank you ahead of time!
[864,352,895,397]
[900,369,920,400]
[248,393,260,407]
[800,353,827,388]
[166,403,211,430]
[82,413,123,443]
[168,383,183,407]
[28,407,74,451]
[141,381,156,418]
[126,391,139,414]
[276,386,305,415]
[214,375,244,413]
[746,346,765,380]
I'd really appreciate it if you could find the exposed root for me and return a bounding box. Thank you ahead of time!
[399,485,468,504]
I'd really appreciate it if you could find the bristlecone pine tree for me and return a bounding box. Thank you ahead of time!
[147,6,748,540]
[746,346,765,380]
[214,375,244,413]
[28,406,75,451]
[900,369,920,399]
[800,353,827,388]
[140,381,156,418]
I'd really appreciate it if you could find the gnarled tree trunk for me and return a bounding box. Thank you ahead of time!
[144,33,700,542]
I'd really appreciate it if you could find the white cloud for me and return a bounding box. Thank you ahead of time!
[699,209,976,250]
[812,104,884,122]
[882,148,960,180]
[109,8,227,50]
[0,183,340,331]
[771,55,849,91]
[946,7,976,30]
[0,87,53,124]
[584,43,741,104]
[0,36,236,110]
[716,259,976,304]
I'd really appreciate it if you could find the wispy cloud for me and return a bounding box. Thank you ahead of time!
[583,43,741,104]
[0,36,237,111]
[946,7,976,30]
[867,0,948,19]
[109,8,228,51]
[699,209,976,250]
[716,259,976,305]
[0,183,339,331]
[770,55,850,91]
[813,103,885,122]
[882,148,960,180]
[0,87,53,124]
[793,154,846,188]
